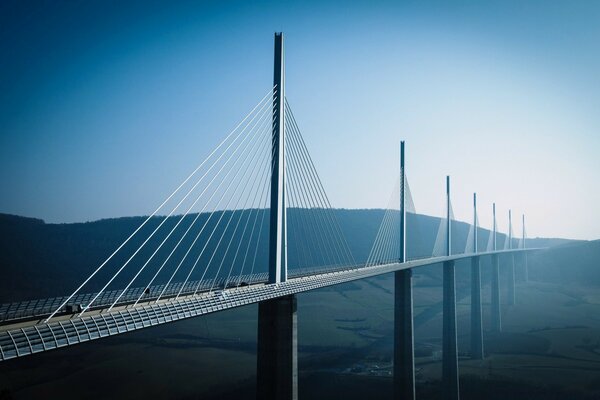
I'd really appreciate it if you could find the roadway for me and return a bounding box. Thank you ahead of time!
[0,248,538,362]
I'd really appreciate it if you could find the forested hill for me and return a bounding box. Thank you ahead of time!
[0,211,578,303]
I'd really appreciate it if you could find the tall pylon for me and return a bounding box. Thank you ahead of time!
[522,214,529,282]
[507,210,516,305]
[443,176,460,400]
[491,203,502,332]
[269,32,287,284]
[470,193,484,359]
[257,33,297,400]
[394,141,415,399]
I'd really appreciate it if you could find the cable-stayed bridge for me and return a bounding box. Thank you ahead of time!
[0,33,540,400]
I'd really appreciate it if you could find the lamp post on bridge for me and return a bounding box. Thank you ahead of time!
[470,193,484,359]
[257,32,298,400]
[394,141,415,399]
[442,176,460,400]
[491,203,502,332]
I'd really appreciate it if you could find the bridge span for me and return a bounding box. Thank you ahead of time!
[0,248,538,364]
[0,32,544,400]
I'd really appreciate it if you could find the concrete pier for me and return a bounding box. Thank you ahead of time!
[257,295,298,400]
[491,254,502,332]
[443,260,460,400]
[507,210,515,305]
[507,254,516,305]
[394,269,415,399]
[522,214,528,282]
[470,193,483,359]
[393,140,416,399]
[470,256,484,359]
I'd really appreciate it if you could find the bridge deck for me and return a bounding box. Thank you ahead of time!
[0,264,369,324]
[0,248,537,362]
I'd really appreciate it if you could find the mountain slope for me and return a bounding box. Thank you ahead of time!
[0,211,579,303]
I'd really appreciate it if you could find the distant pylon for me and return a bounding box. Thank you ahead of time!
[394,140,415,399]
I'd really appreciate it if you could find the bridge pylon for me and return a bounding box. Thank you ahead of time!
[491,203,502,332]
[507,210,516,305]
[522,214,529,282]
[257,32,297,400]
[470,193,484,359]
[393,140,415,399]
[269,31,287,284]
[442,176,460,400]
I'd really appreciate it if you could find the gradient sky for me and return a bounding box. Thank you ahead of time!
[1,0,599,240]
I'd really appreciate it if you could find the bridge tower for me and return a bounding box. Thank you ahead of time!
[491,203,502,332]
[394,141,415,399]
[507,210,516,305]
[442,176,460,400]
[257,32,298,400]
[268,31,287,285]
[470,193,484,359]
[522,214,528,282]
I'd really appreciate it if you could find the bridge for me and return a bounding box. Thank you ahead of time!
[0,33,540,400]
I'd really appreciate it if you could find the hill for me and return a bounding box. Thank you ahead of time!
[0,211,580,303]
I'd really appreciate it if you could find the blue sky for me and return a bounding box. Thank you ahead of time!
[1,0,599,240]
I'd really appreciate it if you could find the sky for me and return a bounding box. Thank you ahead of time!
[0,0,599,240]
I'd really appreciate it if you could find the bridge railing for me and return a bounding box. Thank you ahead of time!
[0,272,270,323]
